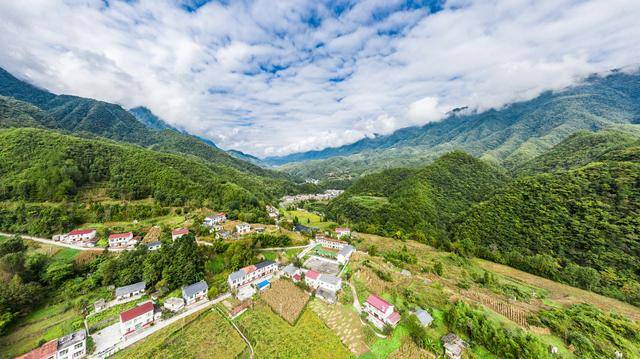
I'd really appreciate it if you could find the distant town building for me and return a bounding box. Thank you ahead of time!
[228,260,278,291]
[204,213,226,227]
[236,223,251,235]
[337,245,355,265]
[108,232,135,248]
[119,301,159,336]
[279,189,344,206]
[16,329,87,359]
[171,228,189,241]
[163,297,185,312]
[363,294,401,329]
[145,241,162,251]
[335,227,351,238]
[115,281,146,301]
[441,333,468,359]
[182,280,209,305]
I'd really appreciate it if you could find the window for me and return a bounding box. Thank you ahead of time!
[74,342,83,349]
[59,349,68,355]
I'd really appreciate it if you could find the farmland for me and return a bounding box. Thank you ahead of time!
[310,299,369,356]
[261,280,310,324]
[236,302,351,359]
[114,308,246,359]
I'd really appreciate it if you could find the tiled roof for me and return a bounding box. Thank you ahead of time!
[120,301,154,322]
[182,280,208,298]
[255,260,276,270]
[338,245,355,257]
[115,281,146,297]
[68,228,95,235]
[306,269,320,280]
[15,339,58,359]
[172,228,189,235]
[319,274,340,286]
[109,232,133,240]
[366,294,392,313]
[387,311,401,325]
[335,227,350,232]
[57,329,86,350]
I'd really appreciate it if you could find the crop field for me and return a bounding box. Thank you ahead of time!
[283,209,337,231]
[261,279,309,324]
[115,309,246,359]
[310,300,369,356]
[236,302,350,359]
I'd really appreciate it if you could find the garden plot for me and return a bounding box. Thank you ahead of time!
[310,300,369,356]
[261,280,310,324]
[304,256,340,275]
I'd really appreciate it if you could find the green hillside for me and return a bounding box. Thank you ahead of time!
[0,127,293,207]
[0,68,286,180]
[452,156,640,305]
[327,152,507,240]
[276,71,640,178]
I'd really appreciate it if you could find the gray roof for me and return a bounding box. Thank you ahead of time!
[319,274,341,286]
[146,241,161,247]
[282,264,298,276]
[338,245,355,257]
[182,280,208,298]
[255,260,276,270]
[229,269,246,282]
[115,281,145,297]
[415,309,433,326]
[57,329,86,350]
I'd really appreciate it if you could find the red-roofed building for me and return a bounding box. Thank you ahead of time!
[304,269,320,287]
[16,339,57,359]
[292,273,301,283]
[108,232,134,247]
[62,228,97,246]
[171,228,189,241]
[363,294,401,329]
[119,301,159,336]
[335,227,351,238]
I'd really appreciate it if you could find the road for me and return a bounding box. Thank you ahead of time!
[0,232,113,251]
[92,293,231,358]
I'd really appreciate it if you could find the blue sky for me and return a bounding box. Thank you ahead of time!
[1,0,639,157]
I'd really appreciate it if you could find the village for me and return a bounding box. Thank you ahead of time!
[15,203,469,359]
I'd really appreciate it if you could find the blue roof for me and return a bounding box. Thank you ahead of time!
[257,280,270,289]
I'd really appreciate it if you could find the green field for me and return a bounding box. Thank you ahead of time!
[115,308,246,358]
[236,302,351,359]
[283,210,338,231]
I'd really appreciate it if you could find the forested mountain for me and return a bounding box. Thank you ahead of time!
[273,70,640,178]
[0,67,286,180]
[128,106,178,131]
[227,149,267,167]
[326,152,507,240]
[0,127,296,208]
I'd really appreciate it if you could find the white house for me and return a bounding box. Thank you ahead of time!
[145,241,162,251]
[62,229,97,246]
[228,260,278,291]
[163,297,185,312]
[266,205,279,219]
[335,227,351,238]
[442,333,468,359]
[119,301,159,336]
[182,280,208,305]
[171,228,189,241]
[115,281,146,301]
[316,235,347,250]
[108,232,134,248]
[281,264,301,279]
[337,245,355,265]
[236,223,251,235]
[204,213,226,226]
[55,330,87,359]
[363,294,401,329]
[304,269,321,288]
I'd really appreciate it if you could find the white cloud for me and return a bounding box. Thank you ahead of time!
[0,0,639,157]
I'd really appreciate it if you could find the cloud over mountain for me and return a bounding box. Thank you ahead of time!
[0,0,639,156]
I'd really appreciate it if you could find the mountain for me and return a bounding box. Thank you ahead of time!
[272,70,640,178]
[128,106,177,131]
[0,127,293,207]
[326,152,507,240]
[227,149,268,167]
[0,67,286,180]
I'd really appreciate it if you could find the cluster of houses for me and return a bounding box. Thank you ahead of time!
[53,228,98,247]
[17,330,87,359]
[228,260,279,300]
[315,234,355,265]
[279,189,344,206]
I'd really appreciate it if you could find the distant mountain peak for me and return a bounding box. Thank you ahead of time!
[128,106,177,131]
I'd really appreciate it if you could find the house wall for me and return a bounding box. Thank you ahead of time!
[121,311,154,335]
[56,341,86,359]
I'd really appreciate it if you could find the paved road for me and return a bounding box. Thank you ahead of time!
[297,242,317,258]
[0,232,113,251]
[91,293,231,358]
[258,244,311,251]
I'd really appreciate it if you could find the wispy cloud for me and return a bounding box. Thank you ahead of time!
[0,0,639,157]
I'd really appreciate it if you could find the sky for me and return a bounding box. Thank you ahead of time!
[1,0,639,158]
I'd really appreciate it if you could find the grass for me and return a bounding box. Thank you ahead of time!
[283,209,338,231]
[115,308,246,358]
[359,325,408,359]
[51,247,80,263]
[236,302,351,359]
[87,298,147,333]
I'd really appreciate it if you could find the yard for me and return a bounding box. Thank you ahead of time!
[87,298,148,333]
[114,308,246,359]
[261,279,310,324]
[236,302,351,359]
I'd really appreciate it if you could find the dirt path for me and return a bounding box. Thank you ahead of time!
[477,259,640,321]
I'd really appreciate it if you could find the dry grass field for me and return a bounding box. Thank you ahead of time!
[261,279,310,324]
[310,299,369,356]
